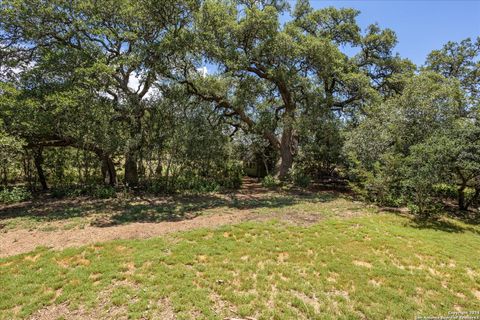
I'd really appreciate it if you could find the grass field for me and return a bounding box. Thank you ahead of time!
[1,189,479,319]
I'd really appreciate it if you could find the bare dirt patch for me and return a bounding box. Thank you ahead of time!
[0,206,341,257]
[0,178,354,257]
[0,210,251,257]
[29,302,80,320]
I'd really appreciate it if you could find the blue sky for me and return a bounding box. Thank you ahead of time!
[300,0,480,66]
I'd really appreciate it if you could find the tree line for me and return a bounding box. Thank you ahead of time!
[0,0,478,215]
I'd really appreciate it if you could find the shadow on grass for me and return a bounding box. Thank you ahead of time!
[0,191,342,228]
[103,194,318,226]
[0,200,107,221]
[407,215,480,236]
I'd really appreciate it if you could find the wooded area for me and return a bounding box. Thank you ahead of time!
[1,0,479,216]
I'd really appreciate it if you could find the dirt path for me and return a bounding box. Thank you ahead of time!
[0,210,255,258]
[0,178,343,258]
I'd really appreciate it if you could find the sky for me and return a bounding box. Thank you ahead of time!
[300,0,480,66]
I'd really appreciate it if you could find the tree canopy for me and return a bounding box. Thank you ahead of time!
[0,0,478,214]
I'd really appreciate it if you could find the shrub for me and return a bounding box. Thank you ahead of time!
[0,187,32,204]
[262,175,280,188]
[91,185,117,199]
[347,154,405,207]
[144,179,166,195]
[50,184,116,199]
[159,161,243,194]
[219,161,243,189]
[344,73,474,215]
[433,183,458,199]
[173,175,220,193]
[294,174,311,188]
[289,166,311,188]
[50,186,75,198]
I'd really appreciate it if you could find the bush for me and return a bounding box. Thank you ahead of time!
[297,109,344,178]
[50,186,76,198]
[344,73,476,215]
[347,155,405,207]
[0,187,32,204]
[144,179,166,195]
[145,166,242,195]
[50,184,116,199]
[219,161,243,189]
[433,183,458,199]
[289,166,311,188]
[262,175,280,188]
[156,161,243,194]
[173,175,220,193]
[433,183,478,205]
[294,174,311,188]
[91,185,117,199]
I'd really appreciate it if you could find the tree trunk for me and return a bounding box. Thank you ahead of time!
[23,154,34,191]
[263,157,269,176]
[155,161,163,178]
[123,106,143,187]
[124,152,139,187]
[101,155,117,186]
[33,147,48,191]
[101,163,107,184]
[278,111,297,180]
[278,136,294,180]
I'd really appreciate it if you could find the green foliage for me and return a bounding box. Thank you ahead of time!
[172,175,220,193]
[289,165,311,188]
[0,130,25,184]
[261,175,280,188]
[0,187,31,204]
[401,144,445,216]
[347,154,404,207]
[219,161,244,189]
[144,161,242,194]
[433,184,478,204]
[190,0,413,179]
[409,121,480,211]
[297,109,344,177]
[433,183,459,199]
[345,72,477,215]
[91,186,117,199]
[168,161,243,193]
[0,0,477,208]
[50,185,116,199]
[425,37,480,104]
[143,179,166,195]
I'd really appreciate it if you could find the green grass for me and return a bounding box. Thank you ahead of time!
[1,210,479,319]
